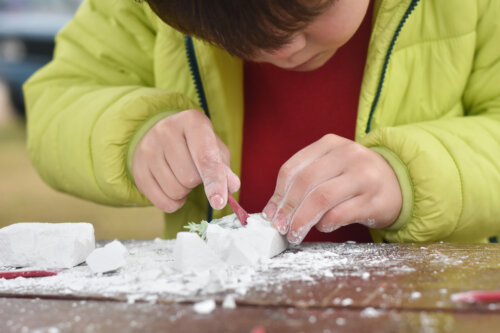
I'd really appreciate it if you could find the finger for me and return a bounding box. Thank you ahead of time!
[216,136,241,193]
[263,134,347,221]
[149,152,191,201]
[270,152,345,234]
[161,127,202,190]
[216,136,231,167]
[140,168,187,213]
[224,164,241,194]
[184,123,227,210]
[315,195,368,233]
[287,175,358,244]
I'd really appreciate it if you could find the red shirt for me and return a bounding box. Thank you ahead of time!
[240,6,373,243]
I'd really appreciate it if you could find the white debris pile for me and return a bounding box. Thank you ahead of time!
[0,240,418,303]
[0,222,95,269]
[86,240,128,273]
[174,213,288,273]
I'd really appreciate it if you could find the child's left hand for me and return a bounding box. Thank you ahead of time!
[262,134,402,244]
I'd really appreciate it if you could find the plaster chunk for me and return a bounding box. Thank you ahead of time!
[193,299,216,314]
[0,222,95,268]
[175,214,288,272]
[222,295,237,309]
[86,240,128,273]
[174,232,224,273]
[207,214,288,266]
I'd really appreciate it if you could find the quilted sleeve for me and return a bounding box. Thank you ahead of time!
[23,0,199,206]
[362,0,500,243]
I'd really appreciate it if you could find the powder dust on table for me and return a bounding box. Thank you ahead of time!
[0,239,423,304]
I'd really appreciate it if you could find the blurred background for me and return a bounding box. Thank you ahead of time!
[0,0,164,239]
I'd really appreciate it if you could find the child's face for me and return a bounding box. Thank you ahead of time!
[251,0,370,71]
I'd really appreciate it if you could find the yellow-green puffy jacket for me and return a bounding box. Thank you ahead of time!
[24,0,500,242]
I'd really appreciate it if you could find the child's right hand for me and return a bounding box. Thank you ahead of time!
[132,109,240,213]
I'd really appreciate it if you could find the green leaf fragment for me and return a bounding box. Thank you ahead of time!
[184,215,242,240]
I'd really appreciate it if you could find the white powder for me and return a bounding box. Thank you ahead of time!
[0,241,425,303]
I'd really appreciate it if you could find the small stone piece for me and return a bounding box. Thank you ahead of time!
[193,299,216,314]
[174,232,224,273]
[86,240,128,273]
[0,222,95,268]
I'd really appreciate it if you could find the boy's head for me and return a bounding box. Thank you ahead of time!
[143,0,370,71]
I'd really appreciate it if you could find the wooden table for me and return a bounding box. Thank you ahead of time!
[1,242,500,332]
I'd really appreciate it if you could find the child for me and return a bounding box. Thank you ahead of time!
[24,0,500,244]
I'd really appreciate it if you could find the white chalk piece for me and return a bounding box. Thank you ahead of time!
[174,232,224,273]
[193,299,216,314]
[86,240,128,273]
[0,222,95,268]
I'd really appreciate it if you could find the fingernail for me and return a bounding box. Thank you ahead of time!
[274,212,288,235]
[209,194,224,210]
[318,225,339,233]
[288,226,308,245]
[316,224,341,234]
[263,202,277,220]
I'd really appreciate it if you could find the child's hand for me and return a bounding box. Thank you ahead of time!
[132,109,240,213]
[262,134,402,244]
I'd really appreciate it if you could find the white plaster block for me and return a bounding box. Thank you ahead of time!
[225,228,262,266]
[0,222,95,268]
[86,239,128,273]
[174,232,224,273]
[205,214,288,266]
[207,222,261,266]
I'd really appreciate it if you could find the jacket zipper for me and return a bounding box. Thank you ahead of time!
[365,0,421,134]
[184,35,213,222]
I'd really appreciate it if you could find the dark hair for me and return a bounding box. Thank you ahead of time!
[142,0,334,58]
